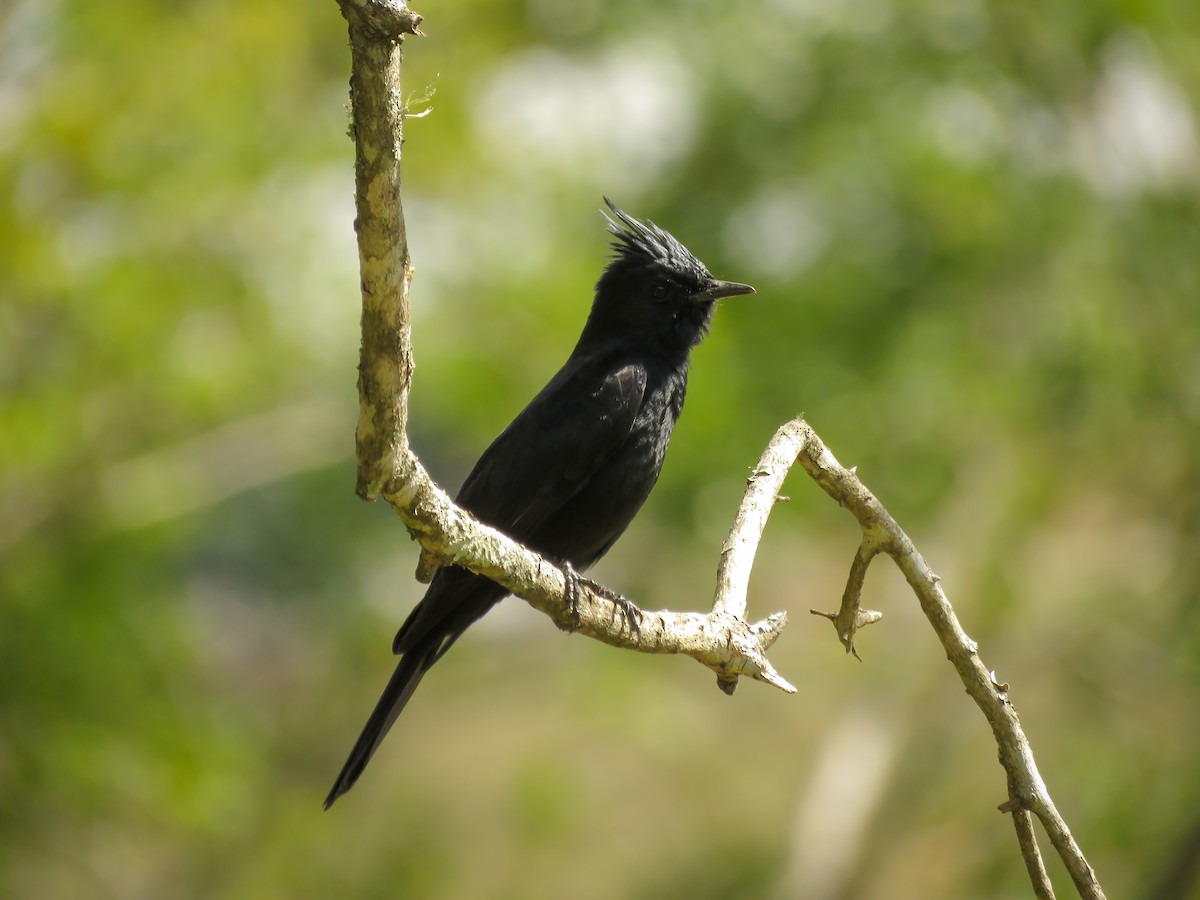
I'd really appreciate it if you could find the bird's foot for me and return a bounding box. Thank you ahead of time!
[561,562,584,633]
[560,564,641,639]
[583,577,642,639]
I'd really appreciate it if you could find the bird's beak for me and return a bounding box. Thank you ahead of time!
[692,279,756,303]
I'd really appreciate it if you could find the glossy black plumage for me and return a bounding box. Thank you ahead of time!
[324,199,753,808]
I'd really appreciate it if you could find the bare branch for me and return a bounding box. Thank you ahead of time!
[713,422,804,620]
[791,418,1106,899]
[809,537,883,660]
[381,460,796,692]
[340,0,424,40]
[1008,800,1057,899]
[338,0,420,502]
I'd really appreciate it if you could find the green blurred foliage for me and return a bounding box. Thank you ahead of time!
[2,0,1199,897]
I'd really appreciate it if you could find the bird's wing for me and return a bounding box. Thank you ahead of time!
[454,356,647,543]
[388,355,645,660]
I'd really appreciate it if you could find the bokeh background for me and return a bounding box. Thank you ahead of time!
[3,0,1199,897]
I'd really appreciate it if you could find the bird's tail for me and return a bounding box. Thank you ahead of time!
[325,569,504,808]
[323,639,440,810]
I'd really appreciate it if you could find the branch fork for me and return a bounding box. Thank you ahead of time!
[337,9,1105,898]
[380,426,799,695]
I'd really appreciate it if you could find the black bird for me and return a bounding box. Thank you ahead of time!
[324,198,754,808]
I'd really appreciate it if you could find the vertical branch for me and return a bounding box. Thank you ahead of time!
[338,0,424,502]
[712,422,807,620]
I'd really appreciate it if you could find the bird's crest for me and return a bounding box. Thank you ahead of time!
[601,197,709,280]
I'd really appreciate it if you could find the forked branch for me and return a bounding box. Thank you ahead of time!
[338,6,1104,896]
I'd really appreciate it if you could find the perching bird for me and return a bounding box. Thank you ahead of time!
[324,198,754,808]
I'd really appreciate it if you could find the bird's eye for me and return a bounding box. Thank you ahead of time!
[650,282,670,300]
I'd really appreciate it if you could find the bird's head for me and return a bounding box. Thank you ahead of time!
[587,198,755,354]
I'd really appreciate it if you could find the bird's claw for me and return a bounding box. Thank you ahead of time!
[587,577,642,639]
[560,564,641,639]
[612,592,643,639]
[561,562,584,633]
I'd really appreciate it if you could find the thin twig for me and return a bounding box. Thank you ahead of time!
[1010,803,1056,899]
[809,537,883,660]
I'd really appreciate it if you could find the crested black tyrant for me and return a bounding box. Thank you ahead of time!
[325,199,754,808]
